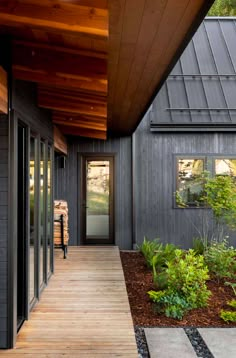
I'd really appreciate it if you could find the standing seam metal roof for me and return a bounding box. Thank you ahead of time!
[150,18,236,130]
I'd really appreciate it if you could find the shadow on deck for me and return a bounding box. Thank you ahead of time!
[1,246,138,357]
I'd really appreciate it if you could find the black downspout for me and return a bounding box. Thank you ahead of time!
[131,133,136,250]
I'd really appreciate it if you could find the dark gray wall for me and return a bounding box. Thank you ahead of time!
[134,111,236,248]
[55,136,132,249]
[0,115,8,348]
[12,80,53,140]
[0,80,53,349]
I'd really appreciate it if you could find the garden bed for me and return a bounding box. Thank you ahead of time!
[120,251,236,327]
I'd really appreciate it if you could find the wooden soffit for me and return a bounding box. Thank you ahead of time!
[108,0,215,135]
[0,0,214,138]
[0,0,108,140]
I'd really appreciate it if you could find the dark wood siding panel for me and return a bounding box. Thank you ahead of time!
[12,80,53,140]
[55,136,132,249]
[0,114,8,348]
[134,117,236,248]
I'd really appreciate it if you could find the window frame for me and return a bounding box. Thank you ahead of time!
[174,154,236,209]
[174,155,207,209]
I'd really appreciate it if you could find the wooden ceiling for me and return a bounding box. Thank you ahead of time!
[0,0,214,139]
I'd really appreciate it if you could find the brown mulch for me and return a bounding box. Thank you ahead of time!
[120,251,236,327]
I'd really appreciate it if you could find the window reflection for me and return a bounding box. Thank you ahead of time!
[177,159,205,207]
[215,159,236,177]
[86,160,110,237]
[29,137,36,302]
[47,146,52,276]
[39,142,45,286]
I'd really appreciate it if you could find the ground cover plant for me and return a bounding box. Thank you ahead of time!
[121,238,236,327]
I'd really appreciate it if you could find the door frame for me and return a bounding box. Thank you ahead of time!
[80,153,115,245]
[16,121,28,331]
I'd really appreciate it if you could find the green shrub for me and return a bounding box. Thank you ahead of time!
[138,237,161,268]
[227,299,236,309]
[148,249,211,320]
[204,240,236,279]
[166,249,210,309]
[148,290,190,320]
[220,310,236,323]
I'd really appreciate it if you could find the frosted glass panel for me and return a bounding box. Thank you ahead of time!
[86,160,110,237]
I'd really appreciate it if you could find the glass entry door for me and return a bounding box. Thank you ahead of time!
[82,155,114,244]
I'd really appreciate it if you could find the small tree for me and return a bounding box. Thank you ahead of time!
[175,172,236,244]
[208,0,236,16]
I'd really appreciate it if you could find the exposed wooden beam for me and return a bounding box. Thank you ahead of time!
[14,40,107,60]
[66,1,108,10]
[0,66,8,114]
[58,125,107,140]
[53,111,107,131]
[12,41,107,95]
[0,1,108,38]
[54,125,68,155]
[53,118,106,131]
[38,86,107,118]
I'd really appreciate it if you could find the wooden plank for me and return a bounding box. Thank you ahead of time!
[38,87,107,118]
[58,125,107,140]
[53,126,68,155]
[108,0,214,134]
[0,1,108,38]
[0,247,137,356]
[53,112,106,131]
[12,41,107,95]
[0,67,8,114]
[53,112,107,128]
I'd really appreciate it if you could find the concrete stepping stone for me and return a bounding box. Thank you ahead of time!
[144,328,197,358]
[199,328,236,358]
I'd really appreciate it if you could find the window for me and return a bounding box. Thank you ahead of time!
[215,159,236,177]
[177,158,205,207]
[176,156,236,208]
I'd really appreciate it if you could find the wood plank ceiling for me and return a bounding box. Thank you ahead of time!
[0,0,214,139]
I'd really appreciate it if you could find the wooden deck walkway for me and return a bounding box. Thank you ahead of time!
[1,246,138,357]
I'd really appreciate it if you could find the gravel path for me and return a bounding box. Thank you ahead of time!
[135,326,150,358]
[135,326,216,358]
[184,328,214,358]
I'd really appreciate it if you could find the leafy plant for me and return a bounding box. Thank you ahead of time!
[227,299,236,309]
[176,172,236,244]
[193,237,207,255]
[138,237,161,268]
[204,175,236,230]
[151,243,177,289]
[220,310,236,323]
[204,240,236,280]
[148,249,211,320]
[151,243,177,270]
[148,290,190,320]
[166,249,210,309]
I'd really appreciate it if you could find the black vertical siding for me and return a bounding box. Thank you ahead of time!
[0,80,53,349]
[0,115,8,348]
[12,80,53,140]
[134,111,236,248]
[55,136,133,249]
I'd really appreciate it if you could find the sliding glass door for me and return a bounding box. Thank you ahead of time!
[29,136,37,305]
[47,146,53,277]
[29,135,53,307]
